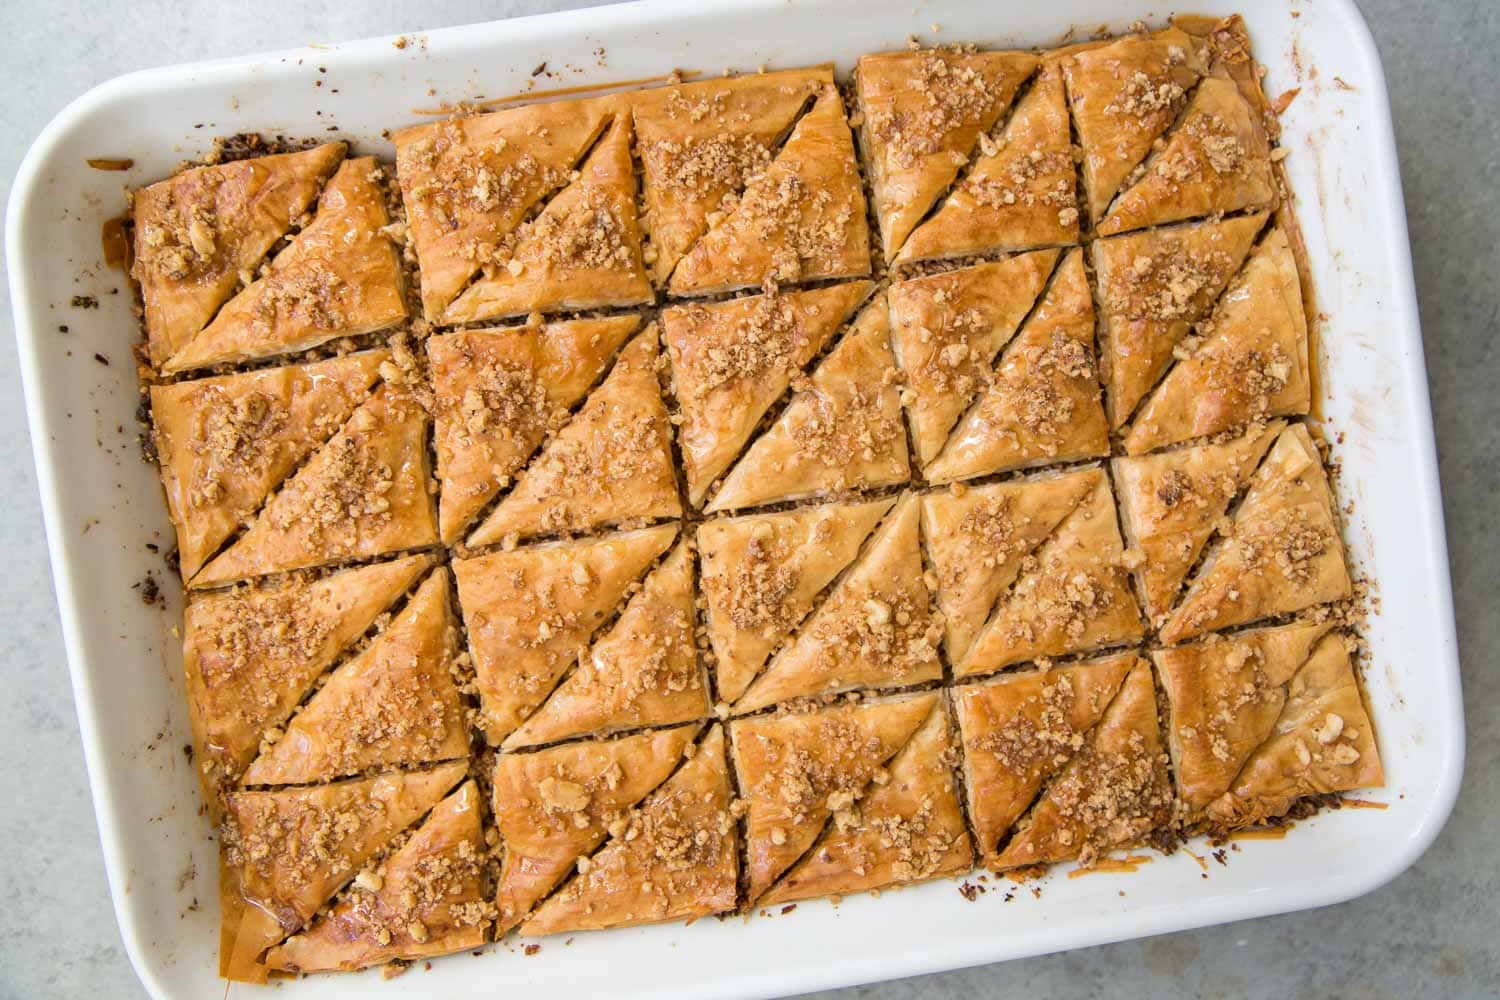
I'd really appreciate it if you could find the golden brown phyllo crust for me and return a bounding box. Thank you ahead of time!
[125,13,1378,985]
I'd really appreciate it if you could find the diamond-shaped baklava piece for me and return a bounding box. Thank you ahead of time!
[491,725,699,934]
[1096,72,1276,236]
[467,328,681,546]
[954,652,1137,864]
[662,280,870,506]
[989,659,1171,870]
[855,47,1038,259]
[632,67,832,285]
[152,351,386,581]
[1113,422,1281,623]
[1156,625,1382,825]
[1093,212,1266,426]
[133,142,346,367]
[735,495,941,712]
[454,524,677,744]
[698,498,892,703]
[429,314,640,542]
[505,539,707,748]
[921,468,1097,664]
[1124,225,1310,454]
[521,726,737,935]
[445,114,652,322]
[669,84,870,296]
[194,381,438,586]
[1160,423,1350,644]
[183,554,433,800]
[163,156,407,373]
[764,698,970,904]
[898,62,1078,264]
[393,96,616,320]
[889,249,1057,466]
[707,294,909,512]
[267,781,490,973]
[241,567,467,785]
[1062,27,1208,224]
[956,470,1144,677]
[221,760,467,982]
[731,693,935,902]
[924,250,1108,484]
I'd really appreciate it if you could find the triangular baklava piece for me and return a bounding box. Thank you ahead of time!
[662,280,870,506]
[393,97,616,319]
[924,250,1108,483]
[958,471,1143,677]
[707,294,909,512]
[1124,226,1310,454]
[1062,27,1207,223]
[633,67,832,284]
[195,382,438,586]
[133,142,346,366]
[954,653,1136,862]
[699,498,893,703]
[889,248,1058,466]
[922,468,1097,663]
[184,554,432,800]
[898,62,1078,264]
[1160,423,1350,644]
[163,156,406,373]
[1113,422,1281,623]
[1093,212,1266,425]
[736,496,941,712]
[992,659,1171,870]
[1206,634,1383,826]
[856,47,1039,259]
[221,760,467,982]
[152,351,386,581]
[429,314,639,542]
[242,568,468,784]
[469,328,681,546]
[670,85,870,296]
[1097,73,1276,236]
[266,780,491,973]
[505,540,706,748]
[1153,620,1334,817]
[764,698,970,903]
[491,725,698,934]
[521,726,738,934]
[445,115,651,322]
[454,524,677,744]
[731,693,935,901]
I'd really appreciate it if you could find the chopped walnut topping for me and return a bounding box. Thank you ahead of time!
[681,291,808,395]
[716,528,802,636]
[756,719,888,825]
[1106,244,1233,322]
[643,132,772,199]
[269,427,397,542]
[975,673,1085,776]
[186,389,289,512]
[872,53,1003,170]
[1104,71,1185,123]
[1039,729,1171,867]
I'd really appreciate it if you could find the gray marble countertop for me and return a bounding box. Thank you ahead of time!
[1,1,1494,997]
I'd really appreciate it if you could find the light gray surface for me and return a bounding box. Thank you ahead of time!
[0,1,1493,997]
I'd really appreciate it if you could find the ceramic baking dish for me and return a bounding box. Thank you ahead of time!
[5,1,1463,997]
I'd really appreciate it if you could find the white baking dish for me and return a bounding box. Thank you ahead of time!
[5,1,1463,997]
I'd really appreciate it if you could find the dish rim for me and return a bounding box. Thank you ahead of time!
[4,1,1464,996]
